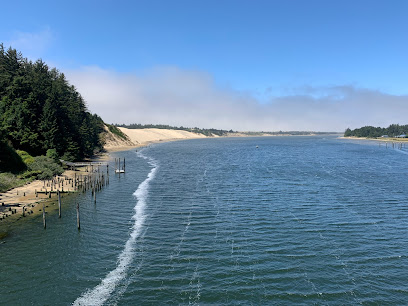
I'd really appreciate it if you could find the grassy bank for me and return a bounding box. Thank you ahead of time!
[0,173,35,193]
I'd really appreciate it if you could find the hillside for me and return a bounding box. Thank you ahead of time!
[102,125,135,150]
[0,45,104,163]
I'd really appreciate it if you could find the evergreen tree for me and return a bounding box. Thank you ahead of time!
[0,45,104,161]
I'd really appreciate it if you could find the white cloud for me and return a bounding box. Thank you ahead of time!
[65,66,408,132]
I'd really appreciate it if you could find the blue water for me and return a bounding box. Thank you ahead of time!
[1,136,408,305]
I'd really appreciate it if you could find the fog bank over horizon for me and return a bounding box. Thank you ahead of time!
[66,66,408,133]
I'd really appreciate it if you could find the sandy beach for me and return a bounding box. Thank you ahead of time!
[0,169,92,223]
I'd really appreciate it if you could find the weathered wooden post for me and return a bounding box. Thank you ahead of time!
[76,202,80,230]
[123,158,126,172]
[58,190,62,218]
[43,203,46,229]
[94,189,96,204]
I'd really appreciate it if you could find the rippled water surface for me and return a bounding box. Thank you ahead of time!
[1,136,408,305]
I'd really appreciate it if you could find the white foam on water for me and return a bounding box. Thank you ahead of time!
[73,153,158,306]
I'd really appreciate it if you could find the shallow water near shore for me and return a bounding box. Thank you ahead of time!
[1,136,408,305]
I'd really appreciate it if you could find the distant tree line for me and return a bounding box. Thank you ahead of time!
[344,124,408,138]
[0,44,104,162]
[247,131,338,136]
[115,123,232,137]
[115,123,341,137]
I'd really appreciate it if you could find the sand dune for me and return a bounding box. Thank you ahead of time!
[103,127,206,152]
[117,127,206,146]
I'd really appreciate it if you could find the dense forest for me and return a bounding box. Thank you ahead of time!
[115,123,232,137]
[344,124,408,138]
[0,44,104,163]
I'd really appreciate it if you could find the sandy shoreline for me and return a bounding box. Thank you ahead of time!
[0,127,206,229]
[341,136,408,142]
[0,169,88,225]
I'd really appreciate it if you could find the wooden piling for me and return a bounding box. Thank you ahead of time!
[43,203,46,229]
[76,202,80,230]
[58,190,62,218]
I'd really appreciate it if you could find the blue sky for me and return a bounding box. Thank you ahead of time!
[2,0,408,131]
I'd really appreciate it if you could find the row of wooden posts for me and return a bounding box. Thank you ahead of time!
[41,164,111,230]
[379,142,407,150]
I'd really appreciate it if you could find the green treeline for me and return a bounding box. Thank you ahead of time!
[115,123,232,136]
[0,44,104,162]
[344,124,408,138]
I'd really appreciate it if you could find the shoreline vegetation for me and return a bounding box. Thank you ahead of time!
[343,124,408,142]
[344,124,408,139]
[342,136,408,142]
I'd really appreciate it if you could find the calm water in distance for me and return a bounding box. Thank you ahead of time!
[1,136,408,305]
